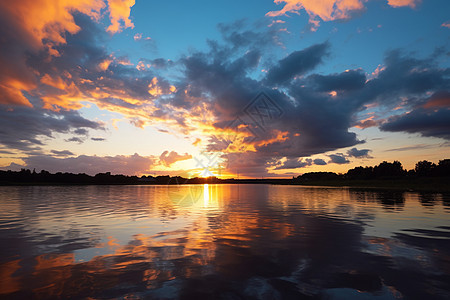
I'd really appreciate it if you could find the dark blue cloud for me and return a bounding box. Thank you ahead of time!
[265,42,329,85]
[347,148,372,158]
[308,69,366,92]
[274,158,313,170]
[51,150,75,156]
[328,154,350,164]
[380,108,450,140]
[313,158,327,165]
[0,97,102,152]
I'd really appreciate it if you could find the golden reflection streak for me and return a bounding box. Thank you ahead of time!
[203,184,209,207]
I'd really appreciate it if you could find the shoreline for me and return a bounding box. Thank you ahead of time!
[1,177,449,193]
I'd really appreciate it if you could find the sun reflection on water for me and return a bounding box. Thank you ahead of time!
[203,183,209,207]
[0,185,448,299]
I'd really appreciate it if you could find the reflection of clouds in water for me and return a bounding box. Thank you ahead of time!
[0,185,449,299]
[363,236,434,270]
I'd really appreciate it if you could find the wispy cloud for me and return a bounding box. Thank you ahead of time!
[384,144,433,152]
[51,150,75,156]
[267,0,419,30]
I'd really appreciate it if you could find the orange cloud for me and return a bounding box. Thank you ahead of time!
[267,0,365,21]
[41,74,67,90]
[255,130,289,148]
[148,77,162,96]
[267,0,418,28]
[107,0,135,33]
[2,0,105,50]
[41,83,84,111]
[423,91,450,109]
[0,0,105,107]
[159,151,192,167]
[98,59,113,71]
[0,0,136,109]
[354,115,378,129]
[0,79,35,107]
[387,0,420,8]
[0,0,135,49]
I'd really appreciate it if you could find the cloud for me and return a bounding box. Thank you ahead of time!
[274,158,313,170]
[0,0,135,108]
[0,162,27,172]
[313,158,327,165]
[380,108,450,140]
[328,154,350,164]
[24,153,155,175]
[91,137,106,141]
[0,150,16,155]
[51,150,75,156]
[267,0,419,29]
[347,147,372,158]
[74,128,89,135]
[1,9,448,178]
[422,91,450,108]
[0,12,176,144]
[384,143,440,152]
[66,137,85,143]
[106,0,135,33]
[223,152,273,178]
[442,21,450,29]
[267,0,364,20]
[307,69,366,93]
[265,42,329,85]
[0,98,102,152]
[387,0,420,8]
[272,157,330,169]
[354,116,379,129]
[134,33,142,41]
[159,151,192,167]
[0,0,105,49]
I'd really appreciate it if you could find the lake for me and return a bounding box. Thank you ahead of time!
[0,184,449,299]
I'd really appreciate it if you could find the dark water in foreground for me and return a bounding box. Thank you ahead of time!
[0,185,449,299]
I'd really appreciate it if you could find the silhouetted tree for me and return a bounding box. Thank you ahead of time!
[346,166,374,180]
[435,159,450,177]
[373,161,405,178]
[415,160,436,177]
[297,172,340,181]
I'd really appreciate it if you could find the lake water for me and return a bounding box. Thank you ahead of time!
[0,184,449,299]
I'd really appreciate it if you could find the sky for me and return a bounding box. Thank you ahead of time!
[0,0,449,178]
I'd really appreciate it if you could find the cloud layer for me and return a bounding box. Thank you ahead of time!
[0,1,448,177]
[23,153,155,175]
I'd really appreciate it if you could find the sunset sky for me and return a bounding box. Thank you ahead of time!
[0,0,449,178]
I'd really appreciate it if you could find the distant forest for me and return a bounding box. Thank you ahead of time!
[0,159,449,188]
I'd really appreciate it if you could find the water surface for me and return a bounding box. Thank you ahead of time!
[0,184,449,299]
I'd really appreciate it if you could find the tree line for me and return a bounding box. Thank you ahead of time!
[296,159,450,182]
[0,159,448,185]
